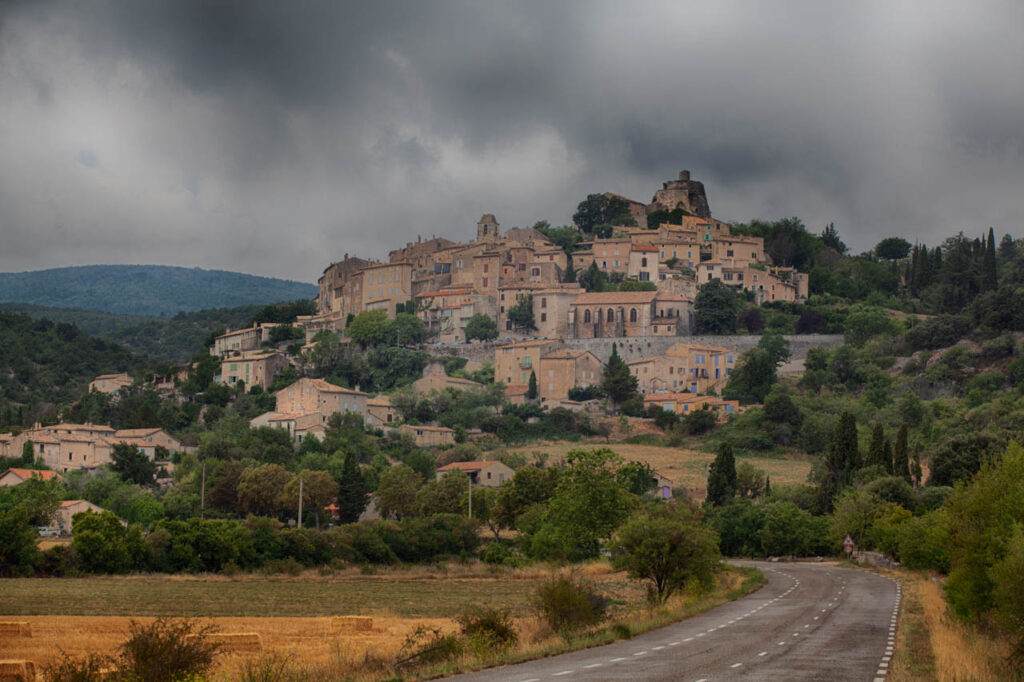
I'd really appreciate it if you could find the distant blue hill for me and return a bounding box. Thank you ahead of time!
[0,265,317,317]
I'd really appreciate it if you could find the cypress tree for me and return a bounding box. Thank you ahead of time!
[882,438,893,476]
[527,370,538,400]
[835,412,860,474]
[910,444,923,488]
[336,451,369,523]
[819,411,859,512]
[601,343,638,405]
[764,475,771,497]
[984,227,998,290]
[867,423,886,470]
[706,441,737,506]
[893,423,910,483]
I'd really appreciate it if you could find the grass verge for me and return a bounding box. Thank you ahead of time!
[403,564,765,681]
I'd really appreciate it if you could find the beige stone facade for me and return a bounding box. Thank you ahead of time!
[537,349,602,403]
[435,460,514,487]
[221,351,289,389]
[498,284,584,338]
[628,343,736,395]
[274,377,367,419]
[88,373,132,394]
[399,424,456,447]
[365,396,396,428]
[643,392,741,419]
[494,339,564,386]
[567,291,690,338]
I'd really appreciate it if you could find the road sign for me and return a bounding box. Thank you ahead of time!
[843,535,855,555]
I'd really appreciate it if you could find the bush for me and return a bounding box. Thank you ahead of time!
[42,653,113,682]
[118,618,220,682]
[478,541,520,566]
[458,608,518,656]
[533,574,608,637]
[395,626,463,669]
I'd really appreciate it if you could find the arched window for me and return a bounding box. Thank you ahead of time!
[629,308,638,323]
[607,308,615,322]
[584,309,591,323]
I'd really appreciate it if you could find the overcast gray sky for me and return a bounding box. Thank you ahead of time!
[1,1,1021,282]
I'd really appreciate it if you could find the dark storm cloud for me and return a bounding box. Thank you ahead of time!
[1,1,1022,281]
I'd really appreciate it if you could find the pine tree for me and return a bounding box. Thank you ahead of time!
[835,412,860,473]
[867,423,886,470]
[706,441,737,506]
[882,438,893,476]
[601,343,639,405]
[893,423,910,483]
[527,370,538,400]
[764,475,771,497]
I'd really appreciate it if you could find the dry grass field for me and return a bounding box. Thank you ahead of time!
[504,440,813,494]
[0,563,758,680]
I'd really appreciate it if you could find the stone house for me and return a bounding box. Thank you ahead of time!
[628,343,735,395]
[537,349,602,403]
[88,373,132,394]
[365,395,396,428]
[220,351,289,389]
[568,291,673,338]
[112,428,182,453]
[643,392,741,419]
[435,460,514,487]
[494,339,564,386]
[52,499,107,535]
[497,284,584,338]
[0,468,62,487]
[359,261,413,317]
[399,424,456,447]
[274,377,368,419]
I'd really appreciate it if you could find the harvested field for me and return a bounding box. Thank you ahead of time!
[505,441,813,493]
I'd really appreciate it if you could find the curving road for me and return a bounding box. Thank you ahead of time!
[449,561,900,682]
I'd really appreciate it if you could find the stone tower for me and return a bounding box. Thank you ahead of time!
[477,214,501,242]
[648,170,712,219]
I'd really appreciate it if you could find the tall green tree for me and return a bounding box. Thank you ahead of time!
[875,237,912,260]
[335,450,369,523]
[464,314,498,342]
[111,443,157,487]
[527,371,538,400]
[0,508,41,576]
[609,503,720,604]
[375,464,422,520]
[722,348,776,404]
[817,412,858,512]
[706,441,737,506]
[893,424,910,483]
[601,343,639,405]
[346,310,391,347]
[983,227,998,291]
[866,424,887,470]
[572,194,636,233]
[20,440,34,466]
[507,295,537,331]
[694,279,739,334]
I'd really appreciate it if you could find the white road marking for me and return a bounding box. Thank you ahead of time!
[696,632,706,637]
[633,651,648,656]
[778,642,786,645]
[758,651,768,656]
[553,672,574,677]
[584,663,602,669]
[731,662,743,668]
[610,657,627,662]
[653,646,665,650]
[684,637,694,642]
[669,641,680,646]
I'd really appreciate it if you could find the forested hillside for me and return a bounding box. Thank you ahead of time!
[0,312,138,420]
[0,265,316,316]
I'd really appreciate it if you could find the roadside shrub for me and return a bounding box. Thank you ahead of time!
[478,541,519,566]
[533,574,608,637]
[42,653,113,682]
[259,557,303,576]
[457,608,518,656]
[395,626,463,669]
[118,618,220,682]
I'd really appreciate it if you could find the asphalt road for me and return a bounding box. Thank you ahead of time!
[449,561,901,682]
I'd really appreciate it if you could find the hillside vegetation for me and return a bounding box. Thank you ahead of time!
[0,265,316,316]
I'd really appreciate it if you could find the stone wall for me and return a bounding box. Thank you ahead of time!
[431,334,844,367]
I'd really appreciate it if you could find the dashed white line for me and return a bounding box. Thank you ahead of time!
[584,663,602,669]
[683,638,694,643]
[610,657,627,662]
[633,651,648,656]
[758,651,768,656]
[553,672,574,677]
[731,662,743,668]
[652,646,665,650]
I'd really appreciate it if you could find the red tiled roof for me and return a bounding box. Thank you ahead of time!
[2,468,62,482]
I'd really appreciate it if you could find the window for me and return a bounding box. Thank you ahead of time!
[548,370,554,378]
[629,308,638,322]
[532,267,540,276]
[584,310,591,323]
[541,297,547,308]
[482,277,488,287]
[541,313,547,322]
[607,308,614,322]
[483,263,489,273]
[641,257,647,267]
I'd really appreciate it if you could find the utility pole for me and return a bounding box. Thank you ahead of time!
[298,476,303,528]
[468,475,472,519]
[200,461,206,520]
